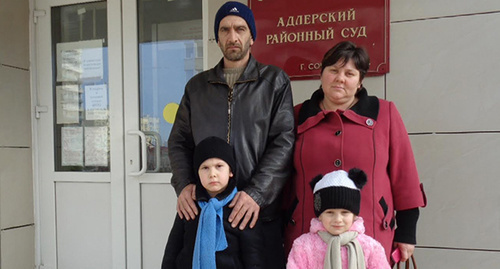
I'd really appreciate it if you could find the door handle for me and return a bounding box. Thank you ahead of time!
[127,130,147,176]
[143,131,162,172]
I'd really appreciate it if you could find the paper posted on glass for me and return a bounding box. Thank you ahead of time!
[85,84,108,121]
[56,39,104,82]
[61,126,84,166]
[85,126,109,167]
[56,85,80,124]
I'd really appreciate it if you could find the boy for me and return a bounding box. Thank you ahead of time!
[161,136,265,269]
[287,169,390,269]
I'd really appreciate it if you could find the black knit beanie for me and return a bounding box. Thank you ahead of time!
[193,136,236,175]
[310,168,367,217]
[214,1,257,42]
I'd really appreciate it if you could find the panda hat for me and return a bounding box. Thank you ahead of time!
[310,168,367,217]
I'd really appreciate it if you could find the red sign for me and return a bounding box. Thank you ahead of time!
[249,0,389,80]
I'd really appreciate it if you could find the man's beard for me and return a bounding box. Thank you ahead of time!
[222,41,250,62]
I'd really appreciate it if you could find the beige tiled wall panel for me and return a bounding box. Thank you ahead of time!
[360,76,385,100]
[391,0,500,22]
[291,80,318,105]
[0,225,35,269]
[414,247,500,268]
[0,148,33,229]
[410,133,500,250]
[387,13,500,133]
[0,66,32,147]
[0,0,29,69]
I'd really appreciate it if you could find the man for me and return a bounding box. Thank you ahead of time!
[167,1,294,268]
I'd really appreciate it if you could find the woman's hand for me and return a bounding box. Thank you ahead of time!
[393,242,415,262]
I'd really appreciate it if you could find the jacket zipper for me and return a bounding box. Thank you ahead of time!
[227,87,233,144]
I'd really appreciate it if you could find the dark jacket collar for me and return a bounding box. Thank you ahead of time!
[208,54,259,85]
[297,87,379,126]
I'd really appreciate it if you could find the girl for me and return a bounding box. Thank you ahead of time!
[287,169,390,269]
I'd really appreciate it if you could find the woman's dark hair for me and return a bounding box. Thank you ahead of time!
[321,41,370,81]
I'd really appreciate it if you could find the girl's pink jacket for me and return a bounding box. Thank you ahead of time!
[287,217,390,269]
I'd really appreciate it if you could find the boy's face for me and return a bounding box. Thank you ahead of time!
[318,208,355,236]
[198,158,233,197]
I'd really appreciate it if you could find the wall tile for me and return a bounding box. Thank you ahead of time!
[0,148,33,229]
[0,0,29,69]
[0,66,32,147]
[362,76,385,100]
[411,133,500,250]
[0,225,35,269]
[387,13,500,133]
[291,80,316,105]
[414,247,500,268]
[391,0,500,22]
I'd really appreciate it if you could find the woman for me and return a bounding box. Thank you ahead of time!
[284,41,426,262]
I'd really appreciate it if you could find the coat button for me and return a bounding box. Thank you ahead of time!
[334,159,341,167]
[335,130,342,136]
[366,119,374,126]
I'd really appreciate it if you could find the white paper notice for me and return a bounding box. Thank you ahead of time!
[85,84,108,120]
[59,49,82,82]
[85,126,109,166]
[81,47,104,80]
[56,39,103,82]
[56,85,80,124]
[61,127,84,166]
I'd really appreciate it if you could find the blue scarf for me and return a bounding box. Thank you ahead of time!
[192,188,238,269]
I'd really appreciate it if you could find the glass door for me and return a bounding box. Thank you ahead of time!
[34,0,126,268]
[122,0,203,267]
[35,0,206,267]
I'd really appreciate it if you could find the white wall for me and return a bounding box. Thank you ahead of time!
[391,1,500,267]
[0,0,35,268]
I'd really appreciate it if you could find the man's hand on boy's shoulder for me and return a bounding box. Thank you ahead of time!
[177,184,197,220]
[228,191,260,230]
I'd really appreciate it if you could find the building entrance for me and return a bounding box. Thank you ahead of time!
[33,0,204,267]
